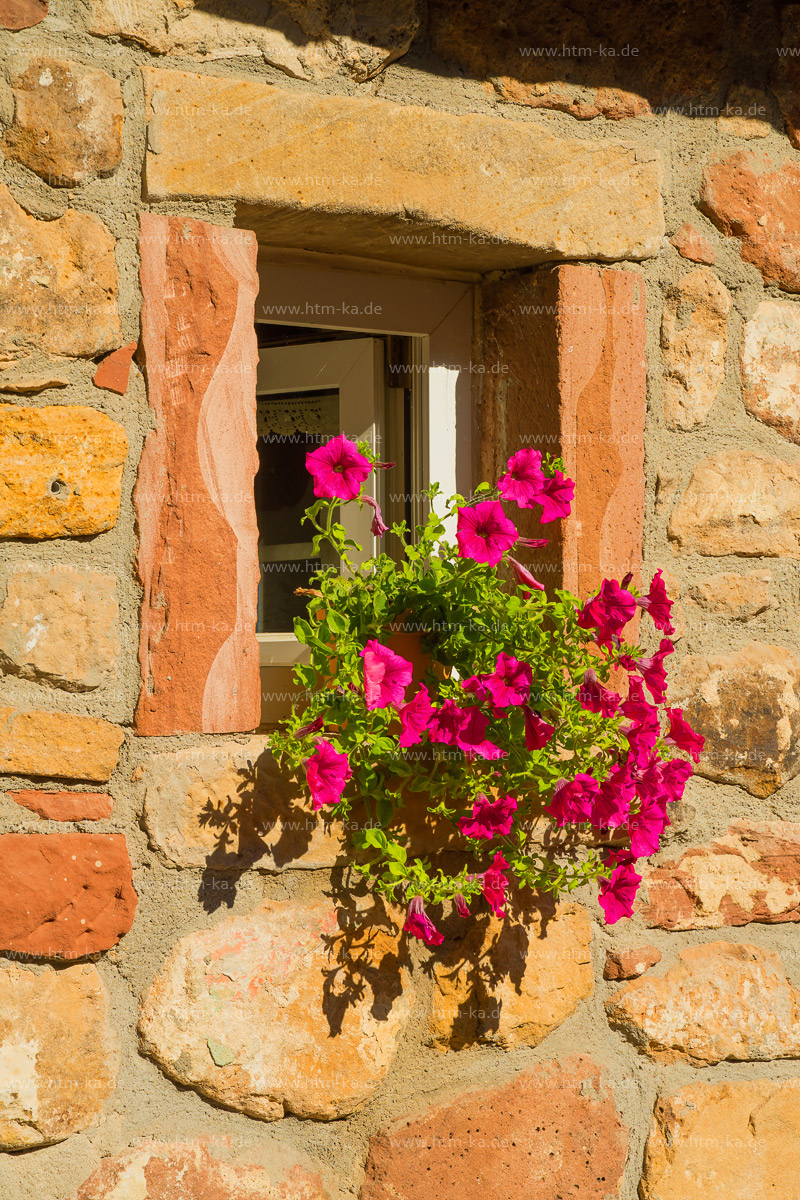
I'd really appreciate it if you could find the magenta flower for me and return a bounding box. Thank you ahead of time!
[518,537,549,549]
[578,668,620,718]
[659,757,693,803]
[497,448,545,507]
[306,434,371,501]
[523,706,555,750]
[458,793,517,840]
[305,740,351,811]
[362,495,388,538]
[482,851,510,917]
[636,569,675,635]
[485,651,532,709]
[591,764,634,828]
[456,501,518,567]
[598,860,642,924]
[296,714,325,738]
[507,556,546,593]
[546,773,600,826]
[428,698,467,746]
[454,893,471,919]
[536,469,575,523]
[621,638,674,705]
[403,896,444,947]
[457,707,506,760]
[577,579,637,646]
[398,685,433,748]
[627,801,669,858]
[461,674,491,703]
[361,640,413,710]
[621,677,661,757]
[664,708,705,762]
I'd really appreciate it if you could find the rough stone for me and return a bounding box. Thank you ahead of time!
[640,820,800,930]
[688,570,775,621]
[0,707,124,782]
[361,1056,628,1200]
[773,4,800,151]
[603,946,661,980]
[0,562,119,691]
[428,902,593,1051]
[0,963,117,1149]
[142,67,664,273]
[701,151,800,292]
[91,0,419,82]
[0,185,120,358]
[0,371,68,393]
[661,267,730,429]
[671,641,800,797]
[138,898,413,1121]
[640,1080,800,1200]
[135,214,260,736]
[0,0,46,29]
[670,222,716,264]
[741,299,800,444]
[71,1142,331,1199]
[92,341,138,395]
[717,86,772,138]
[606,941,800,1064]
[0,833,136,958]
[3,58,123,187]
[8,790,113,821]
[668,450,800,557]
[0,405,128,539]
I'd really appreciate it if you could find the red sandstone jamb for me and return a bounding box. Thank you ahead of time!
[8,790,113,821]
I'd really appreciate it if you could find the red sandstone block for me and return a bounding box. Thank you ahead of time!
[134,214,261,735]
[92,341,138,395]
[604,945,661,980]
[0,0,47,29]
[8,790,113,821]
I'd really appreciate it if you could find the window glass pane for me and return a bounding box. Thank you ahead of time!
[255,389,339,633]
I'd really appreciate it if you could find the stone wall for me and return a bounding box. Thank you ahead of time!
[1,2,800,1197]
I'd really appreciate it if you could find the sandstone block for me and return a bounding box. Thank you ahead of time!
[661,267,730,430]
[92,341,138,395]
[669,222,716,264]
[0,707,124,782]
[0,405,127,539]
[138,898,413,1121]
[0,0,46,29]
[603,946,661,980]
[773,5,800,151]
[8,790,113,820]
[0,963,117,1149]
[607,941,800,1064]
[0,562,119,690]
[668,450,800,558]
[671,642,800,797]
[640,820,800,930]
[0,833,136,957]
[688,570,775,620]
[641,1080,800,1199]
[4,57,123,186]
[142,67,664,272]
[701,151,800,292]
[361,1056,628,1200]
[135,214,260,735]
[428,902,592,1051]
[742,299,800,444]
[0,185,120,358]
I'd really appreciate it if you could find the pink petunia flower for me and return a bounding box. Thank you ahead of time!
[523,706,555,751]
[518,537,549,549]
[546,773,600,826]
[591,763,635,828]
[458,793,518,840]
[577,579,637,646]
[461,674,492,703]
[454,893,471,918]
[457,708,507,760]
[537,469,575,523]
[620,638,674,705]
[296,714,325,739]
[306,434,371,501]
[362,495,388,538]
[621,678,661,757]
[497,448,545,507]
[456,501,518,567]
[578,668,620,718]
[598,860,642,924]
[659,756,693,803]
[305,740,352,811]
[428,698,468,746]
[404,896,444,947]
[664,708,705,762]
[627,796,670,858]
[398,685,433,748]
[482,852,510,917]
[507,556,546,593]
[485,651,532,709]
[361,640,413,710]
[636,569,675,635]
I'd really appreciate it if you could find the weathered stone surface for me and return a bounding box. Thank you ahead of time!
[773,4,800,151]
[3,58,123,187]
[0,707,124,782]
[640,1080,800,1200]
[718,86,772,138]
[8,790,113,821]
[428,902,592,1051]
[661,267,730,430]
[0,369,68,393]
[477,266,646,598]
[670,222,715,264]
[0,405,127,539]
[71,1142,331,1200]
[701,151,800,292]
[604,946,661,980]
[361,1056,628,1200]
[142,739,349,871]
[138,898,413,1121]
[0,833,136,958]
[92,341,137,395]
[0,963,117,1149]
[135,214,260,736]
[91,0,418,82]
[0,185,120,358]
[688,570,775,621]
[142,68,664,273]
[607,941,800,1064]
[742,299,800,444]
[640,820,800,930]
[0,0,46,29]
[671,642,800,797]
[0,562,119,691]
[668,450,800,557]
